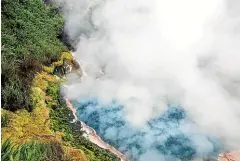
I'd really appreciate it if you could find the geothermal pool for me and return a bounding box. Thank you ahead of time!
[72,98,222,161]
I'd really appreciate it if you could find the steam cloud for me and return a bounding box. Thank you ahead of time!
[53,0,240,160]
[72,99,221,160]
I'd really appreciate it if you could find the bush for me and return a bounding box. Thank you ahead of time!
[46,82,75,134]
[1,0,68,111]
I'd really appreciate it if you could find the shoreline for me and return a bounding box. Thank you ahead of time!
[65,98,129,161]
[63,52,129,160]
[64,52,240,161]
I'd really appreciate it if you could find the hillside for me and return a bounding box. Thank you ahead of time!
[1,0,120,160]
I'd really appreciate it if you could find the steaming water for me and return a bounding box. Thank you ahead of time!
[72,98,222,161]
[57,0,240,159]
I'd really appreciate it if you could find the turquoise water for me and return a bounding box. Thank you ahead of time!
[72,98,221,161]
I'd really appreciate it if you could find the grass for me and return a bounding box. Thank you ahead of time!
[1,139,71,161]
[1,114,9,128]
[1,0,122,160]
[44,68,120,161]
[1,0,68,111]
[2,63,120,161]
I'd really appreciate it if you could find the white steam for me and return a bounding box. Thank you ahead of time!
[54,0,240,157]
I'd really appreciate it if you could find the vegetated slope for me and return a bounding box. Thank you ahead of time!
[1,0,121,161]
[1,0,67,111]
[1,57,120,160]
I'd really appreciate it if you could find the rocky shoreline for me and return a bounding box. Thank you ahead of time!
[65,98,129,161]
[64,52,240,161]
[63,52,129,161]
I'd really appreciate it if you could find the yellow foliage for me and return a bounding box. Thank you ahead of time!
[30,87,45,107]
[61,51,73,61]
[1,107,61,145]
[32,72,57,91]
[53,60,63,66]
[32,76,48,91]
[40,72,57,82]
[1,55,91,161]
[52,52,73,67]
[43,65,54,73]
[1,71,61,145]
[64,146,89,161]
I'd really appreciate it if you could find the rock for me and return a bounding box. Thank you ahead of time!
[72,58,80,70]
[218,150,240,161]
[53,59,72,77]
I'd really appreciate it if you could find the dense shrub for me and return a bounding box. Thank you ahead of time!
[1,0,122,160]
[1,0,68,111]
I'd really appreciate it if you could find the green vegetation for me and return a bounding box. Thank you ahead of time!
[71,134,121,161]
[46,82,75,141]
[1,0,67,111]
[2,61,120,161]
[1,114,9,128]
[1,139,71,161]
[1,0,122,160]
[46,75,120,161]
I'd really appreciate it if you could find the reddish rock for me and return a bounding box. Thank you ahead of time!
[218,150,240,161]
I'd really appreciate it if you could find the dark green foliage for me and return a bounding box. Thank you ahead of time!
[47,82,75,132]
[1,0,121,160]
[1,0,68,111]
[71,134,121,161]
[1,114,9,128]
[47,82,120,161]
[1,139,71,161]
